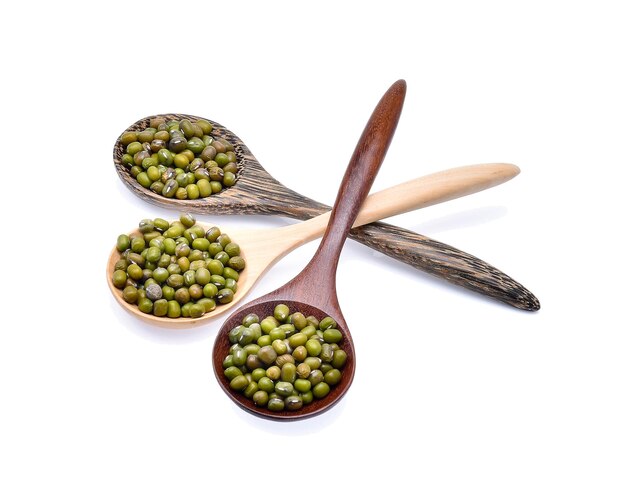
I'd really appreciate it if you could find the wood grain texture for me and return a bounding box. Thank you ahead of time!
[114,113,540,311]
[213,79,406,420]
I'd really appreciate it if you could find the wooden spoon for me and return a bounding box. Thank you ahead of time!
[212,79,406,419]
[108,162,519,328]
[113,114,539,312]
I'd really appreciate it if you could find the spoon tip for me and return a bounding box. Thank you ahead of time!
[394,79,407,89]
[524,292,541,311]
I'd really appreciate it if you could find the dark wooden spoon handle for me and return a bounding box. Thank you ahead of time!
[281,80,406,304]
[348,222,539,310]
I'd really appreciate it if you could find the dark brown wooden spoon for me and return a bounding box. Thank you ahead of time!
[213,80,405,420]
[113,111,539,312]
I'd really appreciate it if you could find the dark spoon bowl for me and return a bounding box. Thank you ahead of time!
[213,300,355,420]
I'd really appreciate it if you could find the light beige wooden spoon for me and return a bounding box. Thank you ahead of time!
[107,162,519,328]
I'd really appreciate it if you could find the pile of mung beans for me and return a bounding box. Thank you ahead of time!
[112,213,245,318]
[119,117,238,199]
[223,304,347,412]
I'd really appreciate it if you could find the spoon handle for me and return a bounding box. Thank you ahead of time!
[351,163,519,227]
[286,163,518,237]
[292,80,406,291]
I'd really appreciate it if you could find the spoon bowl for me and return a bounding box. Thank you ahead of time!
[114,111,540,311]
[212,299,355,420]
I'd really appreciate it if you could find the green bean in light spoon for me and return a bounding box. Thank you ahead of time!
[108,161,520,328]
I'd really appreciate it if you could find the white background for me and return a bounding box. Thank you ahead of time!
[1,1,625,487]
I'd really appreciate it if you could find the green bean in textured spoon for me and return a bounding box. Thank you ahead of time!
[117,117,242,200]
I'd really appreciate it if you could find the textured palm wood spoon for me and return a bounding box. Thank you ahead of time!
[213,80,405,420]
[114,119,539,312]
[108,162,519,328]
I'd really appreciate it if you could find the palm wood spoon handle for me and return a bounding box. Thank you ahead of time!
[114,122,539,312]
[213,79,406,420]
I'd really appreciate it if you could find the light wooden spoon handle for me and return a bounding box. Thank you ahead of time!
[353,162,518,226]
[292,163,519,237]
